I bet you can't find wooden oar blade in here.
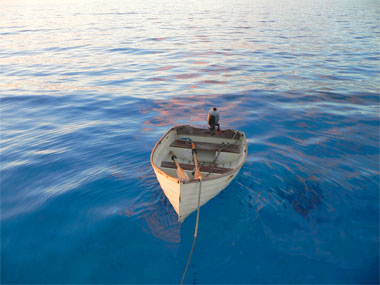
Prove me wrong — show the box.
[177,168,190,180]
[194,169,202,180]
[191,143,203,180]
[170,151,190,180]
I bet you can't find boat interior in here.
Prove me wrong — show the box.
[153,125,246,180]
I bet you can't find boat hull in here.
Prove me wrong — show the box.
[151,125,247,222]
[153,165,242,222]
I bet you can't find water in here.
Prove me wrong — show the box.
[1,0,379,283]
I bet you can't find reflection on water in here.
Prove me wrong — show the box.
[279,177,323,217]
[1,0,379,283]
[143,93,252,129]
[140,202,181,244]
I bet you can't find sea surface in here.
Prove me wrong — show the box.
[1,0,379,283]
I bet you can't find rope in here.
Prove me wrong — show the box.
[180,130,240,282]
[180,179,202,285]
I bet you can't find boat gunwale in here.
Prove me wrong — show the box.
[150,125,248,184]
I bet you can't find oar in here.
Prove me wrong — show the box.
[192,142,203,180]
[169,151,190,180]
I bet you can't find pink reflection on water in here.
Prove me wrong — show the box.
[157,66,176,71]
[149,77,170,81]
[173,73,200,79]
[193,61,208,65]
[198,80,227,84]
[142,93,248,129]
[142,127,153,132]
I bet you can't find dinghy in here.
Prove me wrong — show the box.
[150,116,247,222]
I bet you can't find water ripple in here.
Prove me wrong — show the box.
[1,0,379,283]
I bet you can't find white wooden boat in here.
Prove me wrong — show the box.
[150,125,247,222]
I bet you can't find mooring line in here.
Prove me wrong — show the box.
[180,179,202,285]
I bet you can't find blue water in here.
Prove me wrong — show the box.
[1,0,379,283]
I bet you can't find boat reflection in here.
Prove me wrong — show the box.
[119,172,181,245]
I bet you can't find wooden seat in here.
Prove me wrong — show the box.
[161,161,233,174]
[170,140,240,154]
[176,125,241,140]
